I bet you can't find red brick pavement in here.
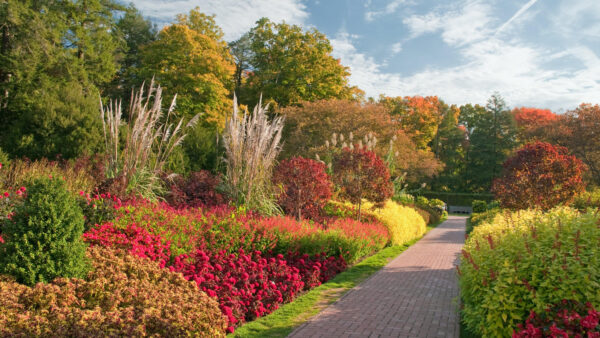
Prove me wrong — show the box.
[288,216,466,338]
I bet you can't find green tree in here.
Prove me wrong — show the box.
[459,95,518,192]
[0,0,120,159]
[240,18,358,107]
[430,104,468,191]
[106,4,157,98]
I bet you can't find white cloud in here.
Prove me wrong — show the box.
[391,42,403,54]
[331,0,600,111]
[365,0,407,22]
[130,0,309,41]
[402,1,494,46]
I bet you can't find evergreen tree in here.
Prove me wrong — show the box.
[459,94,518,192]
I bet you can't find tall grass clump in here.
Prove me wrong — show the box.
[223,96,284,215]
[100,79,199,199]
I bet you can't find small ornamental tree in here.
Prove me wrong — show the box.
[0,178,89,285]
[491,142,586,210]
[333,146,393,219]
[273,157,332,220]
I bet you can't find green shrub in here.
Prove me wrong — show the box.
[0,247,227,336]
[413,206,431,225]
[393,192,415,205]
[459,207,600,337]
[571,188,600,211]
[0,147,10,167]
[0,178,89,285]
[420,191,494,206]
[471,200,488,213]
[466,208,501,234]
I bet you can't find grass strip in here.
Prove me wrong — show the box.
[230,217,447,338]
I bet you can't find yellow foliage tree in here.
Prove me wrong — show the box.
[138,8,235,129]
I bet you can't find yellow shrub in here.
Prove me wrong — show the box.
[362,200,427,245]
[330,200,427,246]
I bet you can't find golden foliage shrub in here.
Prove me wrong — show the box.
[361,200,427,246]
[460,207,600,337]
[0,247,227,337]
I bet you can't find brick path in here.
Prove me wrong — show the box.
[288,216,466,338]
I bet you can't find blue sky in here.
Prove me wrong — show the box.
[130,0,600,112]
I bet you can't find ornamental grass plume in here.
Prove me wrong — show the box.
[222,95,284,215]
[100,79,199,199]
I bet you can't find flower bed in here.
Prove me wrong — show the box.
[80,200,388,332]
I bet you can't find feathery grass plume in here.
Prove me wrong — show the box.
[100,79,199,199]
[222,95,284,215]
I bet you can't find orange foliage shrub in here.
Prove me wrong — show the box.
[0,247,228,337]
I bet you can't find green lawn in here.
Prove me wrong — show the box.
[230,220,446,338]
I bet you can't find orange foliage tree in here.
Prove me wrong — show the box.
[551,104,600,185]
[512,107,558,143]
[379,95,443,149]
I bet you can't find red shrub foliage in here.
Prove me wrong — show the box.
[168,170,225,208]
[83,222,171,267]
[273,157,332,220]
[169,248,306,332]
[513,300,600,337]
[333,146,393,217]
[492,142,586,210]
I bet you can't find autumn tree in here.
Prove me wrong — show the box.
[236,18,358,107]
[459,95,518,192]
[278,99,442,183]
[333,147,393,219]
[138,8,235,127]
[379,95,443,149]
[553,104,600,185]
[512,107,558,143]
[273,157,332,220]
[491,142,586,210]
[137,8,235,173]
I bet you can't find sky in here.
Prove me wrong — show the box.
[130,0,600,112]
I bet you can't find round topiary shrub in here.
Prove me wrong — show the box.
[0,246,228,336]
[0,178,89,285]
[273,157,332,220]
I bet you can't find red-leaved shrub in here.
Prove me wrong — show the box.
[168,170,225,208]
[513,300,600,337]
[273,157,332,220]
[492,142,586,210]
[83,222,171,266]
[169,248,305,332]
[333,146,393,218]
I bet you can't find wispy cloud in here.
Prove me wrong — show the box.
[365,0,406,22]
[130,0,309,41]
[402,1,494,46]
[496,0,539,34]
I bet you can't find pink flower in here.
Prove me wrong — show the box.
[79,191,85,196]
